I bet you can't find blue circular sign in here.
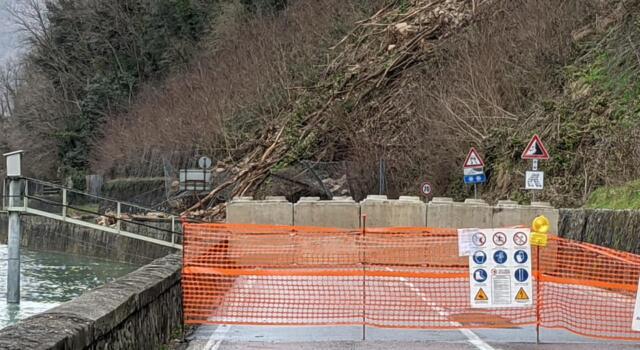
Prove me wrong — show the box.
[493,250,508,264]
[514,250,528,264]
[514,268,529,282]
[473,251,487,265]
[473,269,488,283]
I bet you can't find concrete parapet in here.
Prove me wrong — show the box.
[360,195,426,228]
[226,196,293,226]
[427,198,492,229]
[0,254,182,350]
[294,197,360,229]
[492,200,559,232]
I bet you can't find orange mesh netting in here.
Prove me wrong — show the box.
[182,223,640,341]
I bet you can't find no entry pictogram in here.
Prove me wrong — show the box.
[493,232,507,246]
[472,232,486,247]
[513,232,528,246]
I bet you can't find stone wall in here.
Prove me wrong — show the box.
[0,213,177,265]
[558,209,640,254]
[0,253,182,350]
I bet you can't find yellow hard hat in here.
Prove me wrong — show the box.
[531,215,550,233]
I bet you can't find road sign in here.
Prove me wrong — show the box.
[469,228,533,308]
[463,167,484,176]
[464,147,485,168]
[525,171,544,190]
[464,173,486,184]
[521,134,549,160]
[420,181,433,196]
[633,277,640,331]
[198,156,212,169]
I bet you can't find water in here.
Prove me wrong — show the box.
[0,245,138,329]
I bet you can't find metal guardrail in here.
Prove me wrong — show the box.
[2,177,183,250]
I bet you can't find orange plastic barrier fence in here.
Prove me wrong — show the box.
[182,223,640,341]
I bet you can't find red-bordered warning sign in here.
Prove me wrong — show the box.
[521,134,549,160]
[463,147,485,168]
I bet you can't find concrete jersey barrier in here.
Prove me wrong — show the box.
[226,196,560,231]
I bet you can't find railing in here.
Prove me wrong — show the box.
[2,177,185,250]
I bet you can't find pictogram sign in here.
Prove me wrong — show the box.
[493,232,507,246]
[521,134,549,160]
[464,147,485,168]
[420,181,433,196]
[513,232,528,246]
[475,288,489,301]
[515,287,529,301]
[469,229,533,308]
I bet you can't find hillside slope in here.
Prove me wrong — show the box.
[4,0,639,214]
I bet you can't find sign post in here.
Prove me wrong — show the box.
[521,135,549,202]
[463,147,486,199]
[4,150,24,304]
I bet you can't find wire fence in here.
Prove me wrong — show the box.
[183,223,640,341]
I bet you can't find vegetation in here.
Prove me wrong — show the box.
[586,181,640,209]
[3,0,640,212]
[3,0,215,177]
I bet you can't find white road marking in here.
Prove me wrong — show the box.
[202,324,231,350]
[387,267,498,350]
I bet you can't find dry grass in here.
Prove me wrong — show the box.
[93,0,376,177]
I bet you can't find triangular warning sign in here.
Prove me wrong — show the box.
[464,147,485,168]
[521,134,549,160]
[474,288,488,301]
[515,287,529,301]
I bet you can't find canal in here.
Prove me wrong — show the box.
[0,244,138,329]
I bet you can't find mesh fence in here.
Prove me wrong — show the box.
[182,223,640,340]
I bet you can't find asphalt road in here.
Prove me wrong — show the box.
[185,324,640,349]
[184,264,640,349]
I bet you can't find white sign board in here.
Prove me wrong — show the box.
[4,151,23,177]
[525,171,544,190]
[469,228,533,308]
[633,277,640,331]
[457,228,480,257]
[463,168,484,176]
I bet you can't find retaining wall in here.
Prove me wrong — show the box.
[226,196,560,231]
[558,208,640,254]
[0,253,182,350]
[0,213,177,265]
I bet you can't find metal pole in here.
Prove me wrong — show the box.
[171,215,176,246]
[7,178,21,304]
[361,214,367,341]
[379,159,385,195]
[535,245,541,344]
[474,183,477,200]
[62,188,67,218]
[116,202,122,233]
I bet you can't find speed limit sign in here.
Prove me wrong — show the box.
[420,181,433,197]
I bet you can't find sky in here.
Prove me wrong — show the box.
[0,0,25,66]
